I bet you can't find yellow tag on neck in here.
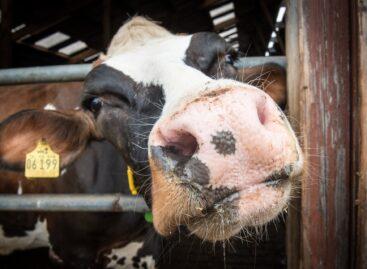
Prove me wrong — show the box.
[25,140,60,179]
[127,166,138,195]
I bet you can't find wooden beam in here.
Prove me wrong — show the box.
[0,0,12,67]
[286,0,351,268]
[213,18,236,32]
[69,48,99,64]
[254,23,266,52]
[285,0,301,268]
[351,1,367,268]
[260,0,284,54]
[102,0,111,50]
[12,0,95,42]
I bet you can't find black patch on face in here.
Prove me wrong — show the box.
[84,65,136,107]
[174,157,210,185]
[117,257,126,265]
[201,186,237,212]
[264,164,293,187]
[112,255,118,260]
[184,32,226,72]
[150,146,210,186]
[83,65,165,203]
[184,32,237,79]
[211,130,236,155]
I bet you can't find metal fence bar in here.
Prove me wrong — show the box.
[0,194,149,212]
[235,56,286,68]
[0,56,286,85]
[0,64,92,85]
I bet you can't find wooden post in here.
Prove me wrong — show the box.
[286,0,351,268]
[0,0,12,67]
[285,0,301,268]
[351,1,367,268]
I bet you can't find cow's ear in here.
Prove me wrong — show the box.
[0,109,101,171]
[237,63,286,109]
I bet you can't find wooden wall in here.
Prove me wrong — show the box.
[286,0,367,268]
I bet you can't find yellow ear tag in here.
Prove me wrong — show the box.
[127,166,138,195]
[25,140,60,179]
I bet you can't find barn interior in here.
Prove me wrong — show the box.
[0,0,285,68]
[0,0,288,268]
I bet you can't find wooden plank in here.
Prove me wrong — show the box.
[285,0,301,268]
[12,0,96,41]
[68,48,99,64]
[286,0,351,268]
[352,1,367,268]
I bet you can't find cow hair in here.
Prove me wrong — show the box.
[106,16,172,57]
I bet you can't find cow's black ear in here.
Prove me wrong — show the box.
[0,109,101,171]
[237,63,286,109]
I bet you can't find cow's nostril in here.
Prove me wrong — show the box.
[161,131,198,159]
[152,130,210,185]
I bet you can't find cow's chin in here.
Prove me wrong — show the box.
[185,183,291,241]
[150,164,292,241]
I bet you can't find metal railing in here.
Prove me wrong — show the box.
[0,56,286,212]
[0,56,286,85]
[0,194,149,212]
[0,64,92,85]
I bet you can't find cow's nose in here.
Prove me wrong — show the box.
[150,86,298,188]
[150,131,209,185]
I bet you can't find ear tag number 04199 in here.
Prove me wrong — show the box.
[25,140,60,179]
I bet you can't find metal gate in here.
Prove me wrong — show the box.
[1,1,367,266]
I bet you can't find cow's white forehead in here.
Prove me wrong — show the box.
[104,34,213,115]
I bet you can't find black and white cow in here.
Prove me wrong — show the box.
[0,83,157,268]
[0,16,302,268]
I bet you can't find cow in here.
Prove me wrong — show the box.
[0,83,157,268]
[0,16,301,268]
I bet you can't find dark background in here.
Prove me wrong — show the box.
[0,0,285,68]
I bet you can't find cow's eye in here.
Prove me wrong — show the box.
[86,97,103,113]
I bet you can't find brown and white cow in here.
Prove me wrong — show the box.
[0,16,301,267]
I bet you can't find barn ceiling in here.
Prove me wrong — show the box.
[0,0,284,68]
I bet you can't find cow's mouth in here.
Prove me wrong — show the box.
[149,144,296,241]
[182,179,292,241]
[174,164,292,214]
[201,171,290,215]
[201,189,239,214]
[177,170,291,239]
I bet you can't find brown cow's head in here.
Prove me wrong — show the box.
[0,17,302,241]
